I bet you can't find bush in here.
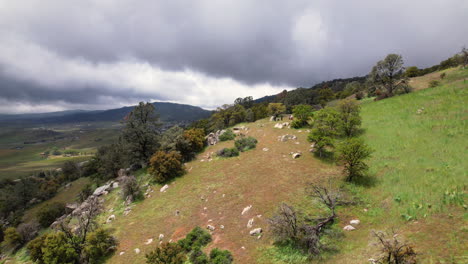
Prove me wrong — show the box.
[234,137,258,152]
[61,161,81,181]
[189,247,209,264]
[42,232,79,264]
[178,226,212,252]
[84,228,117,262]
[37,202,66,228]
[429,80,440,88]
[337,98,361,137]
[27,234,46,263]
[17,221,40,243]
[121,175,142,202]
[216,148,239,158]
[146,242,186,264]
[337,138,373,182]
[440,72,446,79]
[292,104,314,128]
[149,151,185,184]
[183,128,206,154]
[4,227,22,248]
[209,248,234,264]
[219,129,236,141]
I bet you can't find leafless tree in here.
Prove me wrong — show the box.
[268,184,343,256]
[372,230,417,264]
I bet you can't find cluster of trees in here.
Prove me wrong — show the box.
[146,226,233,264]
[190,97,269,133]
[405,46,468,77]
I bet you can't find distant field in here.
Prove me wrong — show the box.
[0,123,120,179]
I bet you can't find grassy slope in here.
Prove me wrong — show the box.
[104,120,339,264]
[326,67,468,263]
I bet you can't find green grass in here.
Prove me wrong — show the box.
[360,70,467,219]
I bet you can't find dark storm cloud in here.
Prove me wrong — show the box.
[0,0,467,113]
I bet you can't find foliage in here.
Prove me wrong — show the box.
[93,143,128,181]
[218,129,236,141]
[337,138,373,182]
[439,72,446,79]
[234,137,258,152]
[209,248,234,264]
[428,80,440,88]
[27,234,46,264]
[189,247,209,264]
[405,66,419,77]
[41,231,79,264]
[318,87,335,107]
[234,96,254,109]
[4,226,22,248]
[146,242,186,264]
[368,54,410,98]
[149,151,185,184]
[307,108,341,156]
[160,126,185,153]
[216,148,239,158]
[178,226,212,252]
[37,202,66,227]
[121,175,142,202]
[84,228,118,263]
[182,128,206,159]
[61,161,81,181]
[268,103,286,118]
[336,99,361,137]
[122,102,161,164]
[292,105,314,128]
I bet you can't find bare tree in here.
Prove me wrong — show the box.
[368,54,410,98]
[372,230,417,264]
[268,184,343,256]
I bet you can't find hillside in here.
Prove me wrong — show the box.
[99,67,467,263]
[0,102,211,125]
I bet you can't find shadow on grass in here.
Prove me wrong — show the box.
[349,174,378,187]
[312,150,336,164]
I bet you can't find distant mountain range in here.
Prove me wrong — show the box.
[0,102,212,125]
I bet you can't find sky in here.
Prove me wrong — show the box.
[0,0,467,113]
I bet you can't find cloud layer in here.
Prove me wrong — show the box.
[0,0,467,113]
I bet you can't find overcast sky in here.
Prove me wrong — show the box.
[0,0,467,113]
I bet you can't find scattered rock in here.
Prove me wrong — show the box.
[175,210,180,216]
[204,207,207,211]
[160,184,169,192]
[279,134,297,142]
[106,215,115,224]
[269,116,275,121]
[93,183,112,196]
[343,225,356,231]
[207,225,216,231]
[220,225,225,229]
[145,238,153,245]
[112,182,119,189]
[159,234,164,241]
[134,248,140,254]
[249,228,262,236]
[123,207,132,216]
[241,205,252,215]
[247,218,254,228]
[241,246,246,250]
[119,252,125,256]
[292,152,302,159]
[262,148,269,152]
[350,219,360,225]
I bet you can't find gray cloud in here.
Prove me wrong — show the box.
[0,0,467,113]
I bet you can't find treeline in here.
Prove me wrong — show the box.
[405,46,468,77]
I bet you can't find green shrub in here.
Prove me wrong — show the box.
[4,227,22,248]
[146,242,186,264]
[84,228,117,263]
[209,248,234,264]
[429,80,440,88]
[37,202,66,228]
[234,137,258,152]
[189,247,209,264]
[292,104,314,128]
[219,129,236,141]
[337,138,373,182]
[149,151,185,184]
[440,72,446,79]
[178,226,212,252]
[216,148,239,158]
[42,232,79,264]
[27,234,46,263]
[121,175,142,202]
